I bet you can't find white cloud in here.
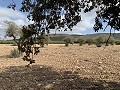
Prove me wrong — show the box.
[0,6,29,28]
[0,7,25,19]
[72,10,96,34]
[0,6,28,39]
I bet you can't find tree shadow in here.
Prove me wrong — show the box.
[0,65,119,90]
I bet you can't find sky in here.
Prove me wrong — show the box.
[0,0,116,40]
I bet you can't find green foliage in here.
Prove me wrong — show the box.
[4,20,21,37]
[115,41,120,45]
[10,48,20,58]
[0,40,14,44]
[86,39,93,45]
[95,37,104,47]
[63,37,72,47]
[95,37,104,44]
[8,0,120,32]
[12,42,18,46]
[65,43,69,47]
[78,39,84,46]
[44,35,51,45]
[104,39,115,46]
[37,34,46,47]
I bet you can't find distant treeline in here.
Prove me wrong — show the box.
[0,40,14,44]
[1,33,120,45]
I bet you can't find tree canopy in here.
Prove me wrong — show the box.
[8,0,120,32]
[6,0,120,65]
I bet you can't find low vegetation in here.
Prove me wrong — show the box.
[115,41,120,45]
[10,48,20,58]
[95,36,104,47]
[86,39,94,45]
[77,39,85,46]
[63,37,74,46]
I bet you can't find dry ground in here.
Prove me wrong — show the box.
[0,44,120,90]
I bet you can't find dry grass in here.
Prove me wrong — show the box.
[0,44,120,89]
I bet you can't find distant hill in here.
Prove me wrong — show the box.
[49,33,120,41]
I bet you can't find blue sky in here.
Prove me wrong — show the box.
[0,0,116,40]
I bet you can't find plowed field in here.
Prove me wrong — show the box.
[0,44,120,90]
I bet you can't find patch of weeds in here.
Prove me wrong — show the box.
[10,48,20,58]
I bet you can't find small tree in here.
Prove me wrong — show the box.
[95,36,104,47]
[78,39,84,46]
[4,20,23,55]
[86,39,93,45]
[63,37,72,47]
[109,39,115,45]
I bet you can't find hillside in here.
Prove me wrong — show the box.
[49,33,120,41]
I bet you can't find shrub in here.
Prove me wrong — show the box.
[95,36,104,47]
[78,39,84,46]
[96,43,102,47]
[63,37,72,47]
[109,39,115,45]
[115,41,120,45]
[86,39,93,45]
[95,36,104,43]
[104,39,115,46]
[10,48,20,58]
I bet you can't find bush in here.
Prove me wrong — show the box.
[115,41,120,45]
[109,39,115,45]
[86,39,93,45]
[49,41,64,44]
[96,43,102,47]
[12,42,17,46]
[104,39,115,46]
[77,39,84,46]
[63,37,72,47]
[10,48,20,58]
[95,36,104,43]
[0,40,14,44]
[95,37,104,47]
[65,43,69,47]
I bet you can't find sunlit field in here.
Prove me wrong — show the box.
[0,44,120,89]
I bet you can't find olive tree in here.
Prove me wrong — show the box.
[4,20,22,54]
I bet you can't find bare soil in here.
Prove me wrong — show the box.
[0,44,120,90]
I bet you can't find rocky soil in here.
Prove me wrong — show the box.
[0,44,120,90]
